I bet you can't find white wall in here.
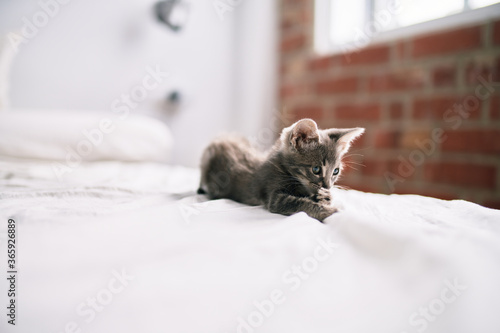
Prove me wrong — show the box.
[0,0,277,167]
[233,0,278,145]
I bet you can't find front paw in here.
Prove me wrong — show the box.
[314,188,332,205]
[318,205,338,221]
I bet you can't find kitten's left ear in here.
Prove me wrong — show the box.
[290,119,320,150]
[327,127,365,155]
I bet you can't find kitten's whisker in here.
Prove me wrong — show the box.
[349,146,373,152]
[333,184,352,191]
[343,161,365,168]
[341,156,359,162]
[342,162,362,169]
[343,153,364,158]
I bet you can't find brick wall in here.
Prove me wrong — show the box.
[279,0,500,209]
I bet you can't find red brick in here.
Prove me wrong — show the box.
[465,60,495,85]
[433,66,456,87]
[281,33,306,53]
[362,159,382,177]
[350,134,366,149]
[369,69,426,92]
[374,130,402,148]
[308,57,331,71]
[281,8,309,31]
[335,177,380,193]
[424,162,496,189]
[351,183,380,194]
[280,63,286,76]
[395,41,407,60]
[290,104,322,120]
[280,83,308,98]
[341,45,390,66]
[413,96,481,119]
[282,0,309,6]
[316,76,358,94]
[389,102,404,119]
[362,159,401,177]
[412,26,482,58]
[375,129,433,150]
[280,85,294,99]
[497,56,500,82]
[413,96,457,119]
[334,103,381,121]
[393,188,459,201]
[491,95,500,119]
[483,200,500,210]
[494,20,500,45]
[400,130,433,150]
[441,130,500,154]
[282,57,307,77]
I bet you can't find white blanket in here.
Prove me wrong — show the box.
[1,158,499,333]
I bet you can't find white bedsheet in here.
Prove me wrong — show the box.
[0,158,499,333]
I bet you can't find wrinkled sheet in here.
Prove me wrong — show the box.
[0,158,499,333]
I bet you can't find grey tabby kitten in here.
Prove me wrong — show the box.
[198,118,364,222]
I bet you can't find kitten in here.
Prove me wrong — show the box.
[198,118,364,222]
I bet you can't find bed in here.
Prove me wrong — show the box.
[1,112,500,333]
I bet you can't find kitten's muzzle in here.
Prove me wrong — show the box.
[321,179,332,189]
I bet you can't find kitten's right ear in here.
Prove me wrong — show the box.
[289,118,319,150]
[327,127,365,155]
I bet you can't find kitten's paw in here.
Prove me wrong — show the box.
[314,188,332,205]
[316,205,338,222]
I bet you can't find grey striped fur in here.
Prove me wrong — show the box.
[198,119,364,222]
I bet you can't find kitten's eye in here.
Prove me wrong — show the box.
[333,168,340,176]
[312,166,321,175]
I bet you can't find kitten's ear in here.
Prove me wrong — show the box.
[290,119,320,150]
[327,127,365,155]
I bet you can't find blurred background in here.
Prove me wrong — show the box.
[0,0,499,208]
[0,0,278,167]
[283,0,500,209]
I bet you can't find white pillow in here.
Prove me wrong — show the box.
[0,35,17,111]
[0,111,173,164]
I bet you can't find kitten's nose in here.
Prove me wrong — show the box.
[322,180,331,189]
